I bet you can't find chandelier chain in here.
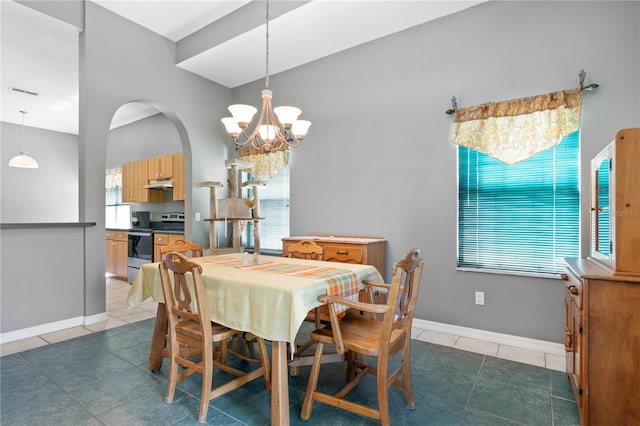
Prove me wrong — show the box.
[264,0,270,89]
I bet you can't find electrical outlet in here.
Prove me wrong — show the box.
[195,212,201,221]
[475,291,485,305]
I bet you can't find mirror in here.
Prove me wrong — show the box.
[595,157,610,255]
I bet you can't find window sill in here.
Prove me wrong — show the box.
[456,266,561,279]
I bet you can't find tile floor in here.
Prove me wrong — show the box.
[0,277,580,425]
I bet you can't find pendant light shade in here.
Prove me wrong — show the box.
[8,111,39,169]
[9,153,39,168]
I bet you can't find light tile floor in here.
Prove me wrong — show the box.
[0,277,565,374]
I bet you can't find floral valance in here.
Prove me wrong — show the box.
[238,146,288,182]
[105,167,122,189]
[451,88,582,164]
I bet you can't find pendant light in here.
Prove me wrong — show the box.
[8,111,39,169]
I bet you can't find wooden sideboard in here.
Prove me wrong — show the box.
[282,234,386,277]
[563,258,640,425]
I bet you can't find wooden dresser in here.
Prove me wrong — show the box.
[282,234,386,277]
[563,129,640,425]
[562,258,640,425]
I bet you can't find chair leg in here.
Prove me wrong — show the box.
[346,350,356,381]
[377,363,390,426]
[165,345,179,404]
[198,346,214,423]
[257,337,272,391]
[401,345,415,409]
[300,342,324,420]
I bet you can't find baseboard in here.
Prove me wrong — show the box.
[84,312,109,325]
[0,312,108,344]
[0,316,84,344]
[412,318,565,355]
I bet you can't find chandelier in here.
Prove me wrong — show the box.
[221,0,311,155]
[8,110,39,169]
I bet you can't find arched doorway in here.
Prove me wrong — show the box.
[104,100,191,322]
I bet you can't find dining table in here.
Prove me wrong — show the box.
[126,252,384,425]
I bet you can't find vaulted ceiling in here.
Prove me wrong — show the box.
[1,1,484,134]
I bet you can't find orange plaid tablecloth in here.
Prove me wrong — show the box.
[196,255,359,313]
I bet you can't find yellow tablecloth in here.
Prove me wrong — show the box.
[127,253,384,346]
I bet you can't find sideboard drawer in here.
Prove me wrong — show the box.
[324,245,363,264]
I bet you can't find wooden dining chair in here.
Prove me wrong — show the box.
[160,239,202,257]
[159,252,271,424]
[288,239,325,328]
[287,240,327,374]
[300,248,424,426]
[288,239,324,261]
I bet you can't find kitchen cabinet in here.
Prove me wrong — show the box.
[106,230,128,279]
[172,152,185,201]
[147,153,174,181]
[563,258,640,425]
[154,233,185,262]
[122,160,165,203]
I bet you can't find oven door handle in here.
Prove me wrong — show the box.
[128,231,153,237]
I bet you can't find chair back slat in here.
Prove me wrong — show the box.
[288,240,324,261]
[384,249,423,336]
[159,252,209,335]
[160,239,202,257]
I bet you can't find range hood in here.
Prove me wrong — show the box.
[144,178,173,190]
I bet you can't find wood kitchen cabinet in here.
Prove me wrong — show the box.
[153,233,185,262]
[563,258,640,425]
[172,152,185,201]
[122,160,165,203]
[106,230,128,279]
[147,153,174,181]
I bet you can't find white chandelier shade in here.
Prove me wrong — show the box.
[221,0,311,155]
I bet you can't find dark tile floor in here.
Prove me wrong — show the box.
[0,318,579,425]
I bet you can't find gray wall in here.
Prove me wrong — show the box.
[232,1,640,342]
[107,112,181,169]
[1,227,85,333]
[2,1,638,343]
[1,122,79,223]
[78,1,232,319]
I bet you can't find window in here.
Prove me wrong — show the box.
[105,167,130,229]
[245,162,290,252]
[457,131,580,275]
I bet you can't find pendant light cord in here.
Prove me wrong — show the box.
[264,0,270,89]
[20,110,27,152]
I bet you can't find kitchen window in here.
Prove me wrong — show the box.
[105,167,130,229]
[457,131,580,276]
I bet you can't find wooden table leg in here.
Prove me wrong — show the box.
[148,303,167,372]
[271,340,290,425]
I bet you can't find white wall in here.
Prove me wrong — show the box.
[231,1,640,342]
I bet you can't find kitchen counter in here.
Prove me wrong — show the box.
[1,222,96,229]
[153,229,184,235]
[105,228,184,235]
